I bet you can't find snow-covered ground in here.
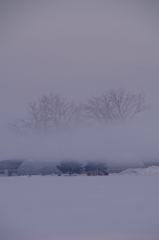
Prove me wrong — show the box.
[116,165,159,176]
[1,167,159,240]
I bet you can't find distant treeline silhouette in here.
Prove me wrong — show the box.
[57,160,108,176]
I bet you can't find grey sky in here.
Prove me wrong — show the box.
[0,0,159,160]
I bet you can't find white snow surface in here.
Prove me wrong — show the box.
[117,166,159,176]
[1,171,159,240]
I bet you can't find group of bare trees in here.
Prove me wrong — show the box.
[9,89,149,136]
[82,89,148,125]
[10,94,81,135]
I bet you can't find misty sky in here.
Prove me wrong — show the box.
[0,1,159,161]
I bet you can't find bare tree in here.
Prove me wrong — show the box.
[9,94,82,135]
[38,94,83,131]
[82,89,149,125]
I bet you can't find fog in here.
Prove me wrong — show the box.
[1,0,159,164]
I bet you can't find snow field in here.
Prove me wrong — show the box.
[0,173,159,240]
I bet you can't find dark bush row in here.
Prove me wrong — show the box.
[57,160,108,176]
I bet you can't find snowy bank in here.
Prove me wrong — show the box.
[117,166,159,176]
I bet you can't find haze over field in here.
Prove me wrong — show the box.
[0,1,159,162]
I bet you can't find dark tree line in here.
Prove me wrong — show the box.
[9,89,149,135]
[57,160,83,176]
[56,160,108,176]
[85,161,108,176]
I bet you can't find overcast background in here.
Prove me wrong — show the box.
[0,0,159,161]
